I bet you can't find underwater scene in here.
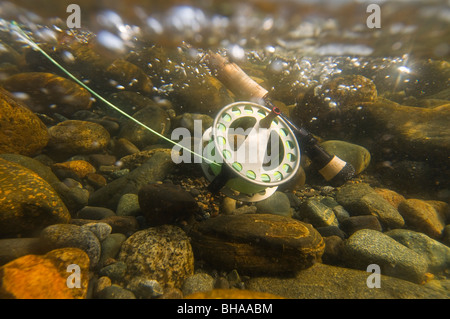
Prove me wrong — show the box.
[0,0,449,300]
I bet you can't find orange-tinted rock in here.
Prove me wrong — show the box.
[0,248,90,299]
[0,87,49,156]
[374,188,406,209]
[185,289,284,299]
[0,158,71,238]
[85,173,107,189]
[398,199,446,239]
[2,72,92,116]
[52,160,96,179]
[426,200,450,224]
[189,214,325,275]
[106,59,153,94]
[47,120,110,155]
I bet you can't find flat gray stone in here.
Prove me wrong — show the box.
[342,229,428,283]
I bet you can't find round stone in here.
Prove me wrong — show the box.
[118,225,194,288]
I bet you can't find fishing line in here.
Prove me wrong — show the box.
[9,20,220,167]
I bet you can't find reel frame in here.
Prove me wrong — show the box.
[201,101,301,202]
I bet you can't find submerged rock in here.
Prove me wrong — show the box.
[339,215,382,236]
[188,213,325,275]
[181,273,215,297]
[296,198,339,227]
[336,182,404,229]
[138,183,198,227]
[293,74,377,137]
[40,224,101,269]
[361,100,450,163]
[320,140,371,175]
[398,199,446,239]
[0,248,90,299]
[118,105,170,149]
[0,153,59,187]
[0,238,47,266]
[255,191,292,217]
[247,263,446,299]
[0,158,71,238]
[106,59,153,94]
[386,229,450,274]
[89,150,175,210]
[118,225,194,289]
[1,72,92,116]
[342,229,428,283]
[127,46,233,114]
[47,120,110,156]
[52,160,96,179]
[0,87,49,156]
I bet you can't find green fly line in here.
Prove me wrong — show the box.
[10,21,220,167]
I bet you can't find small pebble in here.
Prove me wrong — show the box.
[94,276,112,296]
[99,261,127,282]
[116,193,141,217]
[127,277,164,299]
[182,273,215,297]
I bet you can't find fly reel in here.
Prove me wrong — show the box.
[201,101,301,202]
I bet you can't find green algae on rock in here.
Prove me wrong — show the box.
[0,158,71,238]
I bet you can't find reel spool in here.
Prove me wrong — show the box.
[201,101,301,202]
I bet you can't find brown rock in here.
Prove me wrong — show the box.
[106,59,153,94]
[138,183,199,227]
[85,173,107,189]
[118,105,170,149]
[188,214,325,275]
[47,120,110,155]
[398,199,446,239]
[71,216,139,235]
[374,188,406,209]
[0,248,90,299]
[0,87,49,156]
[112,137,140,158]
[52,160,96,179]
[2,72,92,116]
[0,158,71,238]
[185,289,284,299]
[339,215,382,235]
[426,200,450,224]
